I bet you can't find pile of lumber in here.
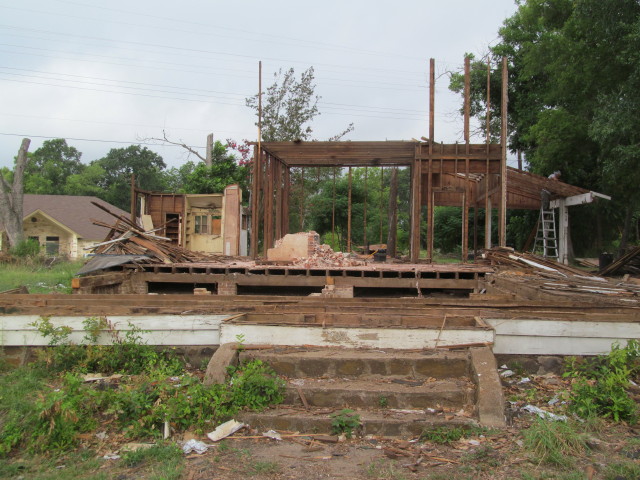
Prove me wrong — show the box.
[481,247,595,277]
[599,246,640,276]
[88,202,213,264]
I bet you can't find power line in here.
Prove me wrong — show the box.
[1,2,430,65]
[0,24,440,80]
[0,131,206,148]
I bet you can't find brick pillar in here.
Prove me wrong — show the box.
[217,282,237,296]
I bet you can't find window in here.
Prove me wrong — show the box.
[194,215,209,234]
[45,236,59,255]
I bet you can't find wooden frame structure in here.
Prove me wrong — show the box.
[250,58,509,262]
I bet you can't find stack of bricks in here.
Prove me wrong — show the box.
[217,282,237,296]
[193,287,212,295]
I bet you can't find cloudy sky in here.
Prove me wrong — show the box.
[0,0,519,169]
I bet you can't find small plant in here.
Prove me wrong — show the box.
[248,460,280,475]
[235,333,246,352]
[564,340,640,422]
[229,360,285,410]
[420,426,466,444]
[378,395,389,408]
[522,418,588,467]
[330,408,361,438]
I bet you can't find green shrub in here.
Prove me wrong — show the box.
[9,238,40,258]
[229,360,285,410]
[331,408,361,438]
[564,340,640,422]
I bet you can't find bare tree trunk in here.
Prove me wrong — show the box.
[0,138,30,248]
[386,167,398,257]
[618,205,633,258]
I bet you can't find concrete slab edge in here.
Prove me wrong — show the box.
[470,346,506,428]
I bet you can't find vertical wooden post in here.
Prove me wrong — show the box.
[262,155,272,250]
[485,59,492,250]
[429,58,435,142]
[387,166,398,257]
[130,174,136,224]
[283,166,290,235]
[462,56,470,262]
[274,159,282,241]
[499,56,508,247]
[379,167,384,244]
[558,199,569,265]
[426,58,435,262]
[363,166,368,248]
[205,133,213,167]
[299,168,305,231]
[250,62,262,258]
[410,145,422,262]
[331,167,336,245]
[347,166,352,252]
[251,148,262,257]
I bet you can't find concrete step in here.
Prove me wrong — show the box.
[240,347,470,380]
[284,378,473,409]
[239,406,477,437]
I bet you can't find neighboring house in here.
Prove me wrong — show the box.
[133,184,248,256]
[0,194,129,258]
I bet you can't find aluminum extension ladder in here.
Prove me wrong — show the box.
[533,205,559,260]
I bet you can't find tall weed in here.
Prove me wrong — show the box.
[564,340,640,422]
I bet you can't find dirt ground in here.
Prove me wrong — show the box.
[97,417,640,480]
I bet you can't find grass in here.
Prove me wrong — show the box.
[0,450,107,480]
[365,459,407,479]
[0,259,84,293]
[522,418,589,467]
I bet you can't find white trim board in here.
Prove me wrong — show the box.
[220,324,494,349]
[1,315,227,346]
[485,318,640,355]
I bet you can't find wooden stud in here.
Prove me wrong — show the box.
[363,166,368,248]
[463,56,470,262]
[283,166,290,235]
[499,57,508,247]
[347,167,352,252]
[332,167,336,246]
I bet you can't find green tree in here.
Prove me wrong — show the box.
[246,66,353,142]
[449,0,640,254]
[24,139,84,195]
[63,163,106,197]
[181,141,249,199]
[92,145,167,211]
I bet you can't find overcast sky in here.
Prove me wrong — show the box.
[0,0,519,170]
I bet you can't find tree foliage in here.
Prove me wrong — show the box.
[24,139,83,195]
[91,145,167,211]
[179,141,249,198]
[449,0,640,253]
[246,66,353,142]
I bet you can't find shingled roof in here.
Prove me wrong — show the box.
[20,195,129,240]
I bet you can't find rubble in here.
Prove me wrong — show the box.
[84,202,238,267]
[265,231,367,268]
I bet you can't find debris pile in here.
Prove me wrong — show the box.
[87,202,228,264]
[483,247,640,304]
[599,245,640,276]
[266,231,365,267]
[293,243,365,268]
[481,247,593,277]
